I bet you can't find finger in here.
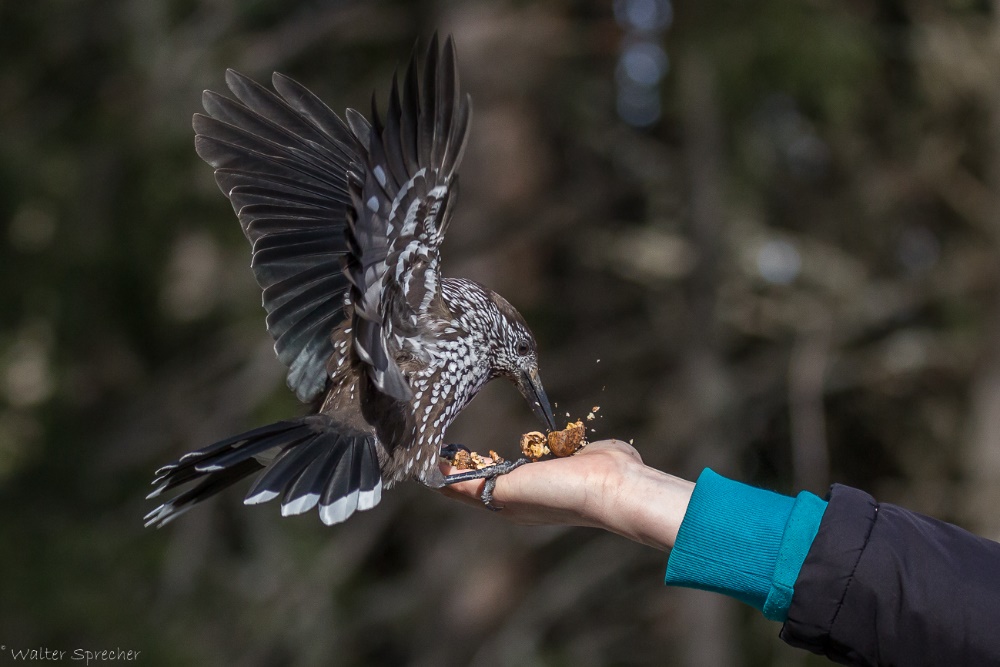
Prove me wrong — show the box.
[437,462,491,503]
[438,482,488,508]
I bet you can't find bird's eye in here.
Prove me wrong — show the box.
[516,340,531,356]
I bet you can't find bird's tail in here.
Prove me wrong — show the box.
[145,415,382,528]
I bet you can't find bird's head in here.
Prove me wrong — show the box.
[480,289,558,433]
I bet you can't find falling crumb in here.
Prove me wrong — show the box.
[592,406,600,413]
[629,439,634,445]
[596,359,601,363]
[565,412,571,417]
[586,412,595,421]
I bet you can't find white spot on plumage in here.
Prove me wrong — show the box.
[244,489,279,505]
[145,483,167,500]
[282,493,320,516]
[357,480,382,510]
[320,490,360,525]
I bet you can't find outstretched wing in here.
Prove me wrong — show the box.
[193,70,368,402]
[343,34,472,407]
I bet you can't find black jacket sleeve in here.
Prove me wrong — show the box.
[779,484,1000,666]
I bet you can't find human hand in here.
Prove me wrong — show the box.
[439,439,695,551]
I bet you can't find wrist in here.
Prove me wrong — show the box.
[597,457,695,551]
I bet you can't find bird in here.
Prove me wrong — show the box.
[144,35,558,528]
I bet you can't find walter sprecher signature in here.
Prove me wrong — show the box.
[2,645,141,664]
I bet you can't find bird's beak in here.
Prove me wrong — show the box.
[517,368,558,432]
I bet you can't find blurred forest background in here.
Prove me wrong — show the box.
[3,0,1000,665]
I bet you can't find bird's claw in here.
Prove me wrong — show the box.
[482,476,502,511]
[441,456,533,509]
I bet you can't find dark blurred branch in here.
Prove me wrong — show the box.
[674,47,739,667]
[789,321,831,492]
[959,5,1000,541]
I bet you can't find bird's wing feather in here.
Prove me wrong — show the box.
[194,35,471,445]
[385,35,471,316]
[343,34,472,413]
[194,70,368,403]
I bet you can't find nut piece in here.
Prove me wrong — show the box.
[520,431,549,460]
[450,448,475,470]
[459,421,589,470]
[450,449,503,470]
[547,421,586,457]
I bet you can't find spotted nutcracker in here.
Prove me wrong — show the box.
[145,35,557,528]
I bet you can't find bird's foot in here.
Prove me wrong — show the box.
[440,455,532,510]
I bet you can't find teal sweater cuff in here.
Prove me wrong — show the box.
[664,469,828,621]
